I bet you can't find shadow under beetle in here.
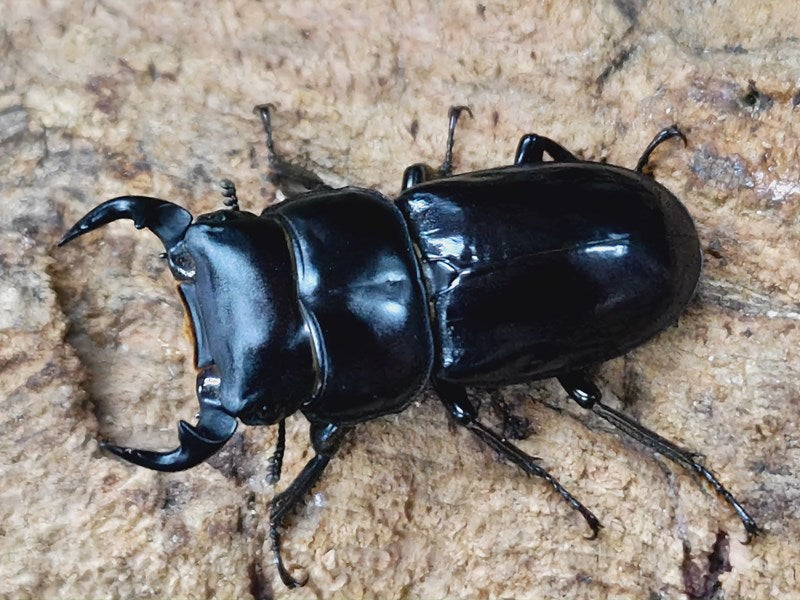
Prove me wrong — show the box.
[59,104,760,587]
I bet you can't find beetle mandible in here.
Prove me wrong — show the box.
[59,104,759,587]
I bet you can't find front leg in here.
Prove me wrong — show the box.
[270,421,350,588]
[254,103,332,197]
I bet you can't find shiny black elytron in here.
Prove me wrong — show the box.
[59,105,759,587]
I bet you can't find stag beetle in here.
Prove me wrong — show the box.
[59,105,759,587]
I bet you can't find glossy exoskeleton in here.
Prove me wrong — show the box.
[59,105,759,587]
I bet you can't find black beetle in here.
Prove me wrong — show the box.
[59,105,759,587]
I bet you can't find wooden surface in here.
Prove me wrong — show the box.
[1,2,799,598]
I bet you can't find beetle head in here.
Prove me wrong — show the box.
[177,208,318,427]
[60,197,318,470]
[59,197,238,471]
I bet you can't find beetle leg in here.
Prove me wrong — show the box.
[270,422,349,588]
[514,134,578,165]
[558,372,761,542]
[253,103,332,198]
[634,125,687,173]
[267,418,287,485]
[401,105,473,190]
[434,379,602,539]
[439,105,473,177]
[401,162,438,190]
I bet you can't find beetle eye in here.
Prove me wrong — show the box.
[168,241,196,281]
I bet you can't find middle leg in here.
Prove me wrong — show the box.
[253,103,332,198]
[401,105,473,190]
[434,379,601,538]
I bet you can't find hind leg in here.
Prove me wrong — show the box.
[633,125,686,173]
[434,378,601,538]
[558,371,760,541]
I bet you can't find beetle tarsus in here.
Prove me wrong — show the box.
[401,105,472,190]
[440,105,473,177]
[267,418,287,485]
[558,373,760,542]
[254,103,279,162]
[270,526,307,588]
[468,419,602,539]
[253,103,331,197]
[269,422,348,587]
[634,125,687,173]
[434,379,602,539]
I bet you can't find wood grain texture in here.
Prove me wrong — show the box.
[1,1,798,598]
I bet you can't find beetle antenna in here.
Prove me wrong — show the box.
[219,178,240,211]
[634,125,687,173]
[267,418,287,485]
